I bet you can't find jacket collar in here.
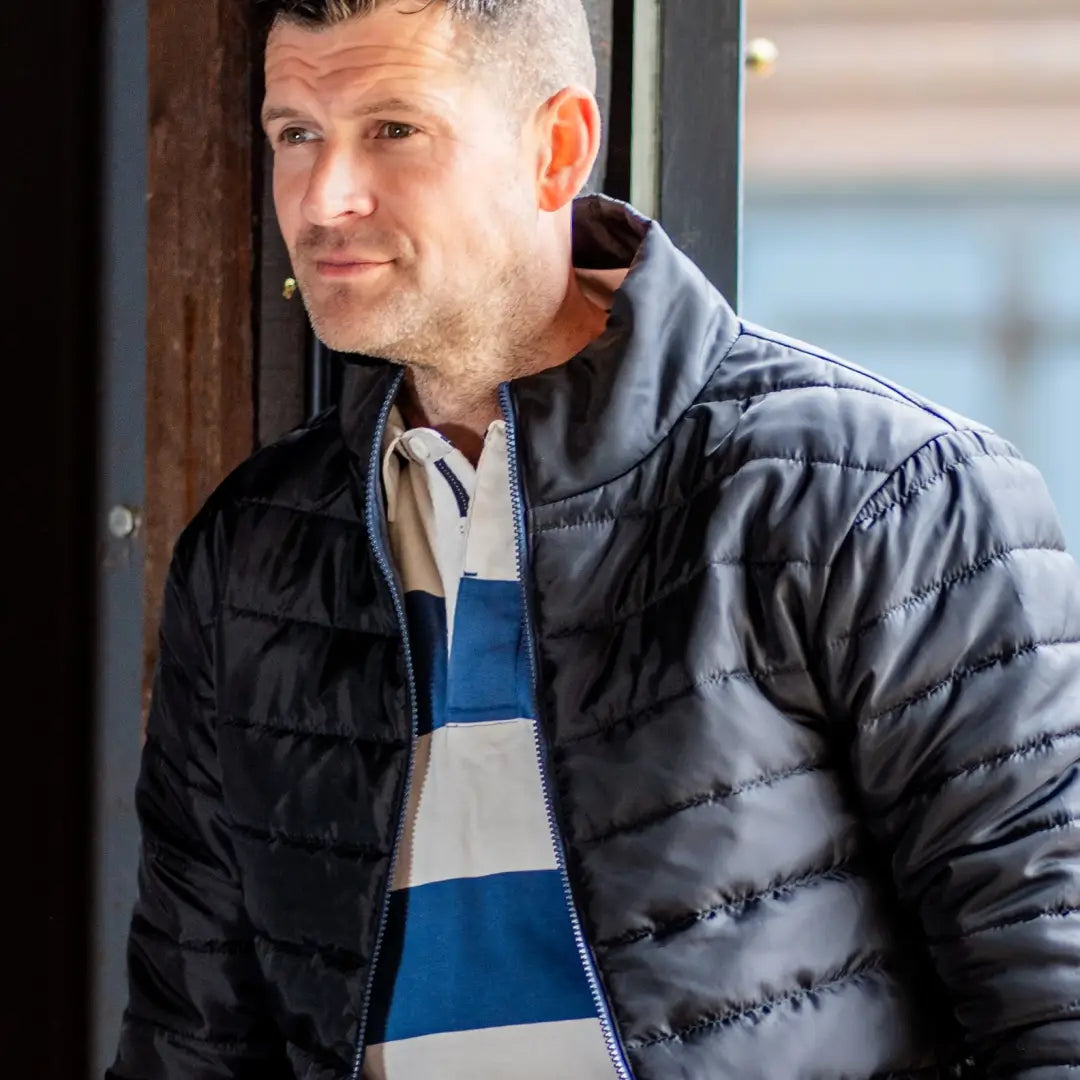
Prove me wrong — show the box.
[338,195,741,507]
[510,196,740,506]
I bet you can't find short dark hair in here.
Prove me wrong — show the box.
[261,0,597,111]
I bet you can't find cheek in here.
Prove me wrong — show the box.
[374,146,529,268]
[374,162,466,253]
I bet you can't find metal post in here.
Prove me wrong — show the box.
[92,0,148,1070]
[656,0,745,307]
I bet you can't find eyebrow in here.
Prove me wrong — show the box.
[260,98,426,130]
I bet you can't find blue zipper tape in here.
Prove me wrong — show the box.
[350,369,419,1080]
[499,382,634,1080]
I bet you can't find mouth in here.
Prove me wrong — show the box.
[313,258,393,279]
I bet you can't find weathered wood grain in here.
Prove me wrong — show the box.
[144,0,256,715]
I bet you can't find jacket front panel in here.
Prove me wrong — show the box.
[213,416,412,1073]
[520,338,963,1077]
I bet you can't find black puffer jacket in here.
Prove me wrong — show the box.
[112,198,1080,1080]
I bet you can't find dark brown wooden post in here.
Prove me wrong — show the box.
[144,0,257,715]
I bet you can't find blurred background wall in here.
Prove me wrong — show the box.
[742,0,1080,546]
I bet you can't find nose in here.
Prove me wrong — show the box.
[300,141,377,226]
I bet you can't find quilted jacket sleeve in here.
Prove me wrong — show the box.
[108,523,288,1079]
[819,427,1080,1078]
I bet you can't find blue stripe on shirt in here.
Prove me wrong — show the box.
[365,870,598,1044]
[447,577,533,724]
[406,582,533,732]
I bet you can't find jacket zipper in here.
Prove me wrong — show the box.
[350,369,419,1080]
[498,383,634,1080]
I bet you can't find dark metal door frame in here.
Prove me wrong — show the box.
[657,0,745,308]
[92,0,149,1072]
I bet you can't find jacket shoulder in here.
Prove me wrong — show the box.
[681,320,1041,571]
[164,409,359,611]
[706,320,997,476]
[214,407,356,516]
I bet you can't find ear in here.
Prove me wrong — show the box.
[534,86,602,213]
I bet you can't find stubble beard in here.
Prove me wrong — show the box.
[301,256,535,381]
[301,272,425,361]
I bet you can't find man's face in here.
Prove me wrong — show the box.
[263,3,539,363]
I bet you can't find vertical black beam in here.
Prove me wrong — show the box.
[253,0,309,449]
[604,0,634,202]
[257,140,309,445]
[0,0,103,1073]
[581,0,614,194]
[658,0,745,306]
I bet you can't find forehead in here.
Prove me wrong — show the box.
[264,5,470,100]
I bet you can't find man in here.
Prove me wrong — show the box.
[110,0,1080,1077]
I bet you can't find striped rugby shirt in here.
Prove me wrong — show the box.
[363,406,617,1079]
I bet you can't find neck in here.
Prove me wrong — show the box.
[398,268,609,465]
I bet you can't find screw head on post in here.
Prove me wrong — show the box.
[107,504,142,540]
